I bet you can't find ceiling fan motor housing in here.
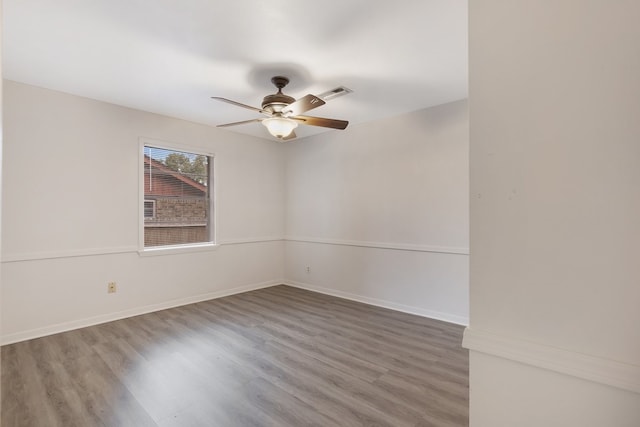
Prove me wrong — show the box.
[262,93,295,113]
[262,76,295,113]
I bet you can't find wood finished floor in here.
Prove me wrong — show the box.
[1,285,468,427]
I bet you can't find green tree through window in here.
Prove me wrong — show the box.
[164,153,208,185]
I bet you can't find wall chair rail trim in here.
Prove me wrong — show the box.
[285,236,469,255]
[462,327,640,394]
[2,237,468,263]
[2,238,286,263]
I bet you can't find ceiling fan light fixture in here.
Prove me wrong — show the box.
[262,117,298,138]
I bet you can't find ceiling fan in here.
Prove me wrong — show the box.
[212,76,350,140]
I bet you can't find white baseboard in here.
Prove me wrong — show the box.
[463,327,640,394]
[2,279,470,345]
[1,279,283,346]
[284,280,469,326]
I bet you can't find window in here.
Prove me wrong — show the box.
[144,200,156,219]
[142,143,213,249]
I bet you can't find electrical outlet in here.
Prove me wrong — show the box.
[306,266,311,274]
[108,282,117,293]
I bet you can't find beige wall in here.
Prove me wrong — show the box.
[1,81,285,343]
[1,81,471,342]
[285,100,469,324]
[465,1,640,425]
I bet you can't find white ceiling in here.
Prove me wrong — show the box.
[3,0,468,141]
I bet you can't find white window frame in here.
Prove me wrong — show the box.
[138,137,217,256]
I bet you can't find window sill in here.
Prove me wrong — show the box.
[138,242,219,257]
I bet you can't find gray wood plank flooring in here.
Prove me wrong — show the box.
[1,285,468,426]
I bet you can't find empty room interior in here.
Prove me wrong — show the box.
[1,1,639,426]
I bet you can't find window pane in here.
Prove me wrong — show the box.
[144,200,155,219]
[143,145,211,248]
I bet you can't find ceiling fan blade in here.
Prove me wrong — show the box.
[211,97,265,114]
[282,94,326,116]
[282,130,297,141]
[291,115,349,130]
[217,118,263,128]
